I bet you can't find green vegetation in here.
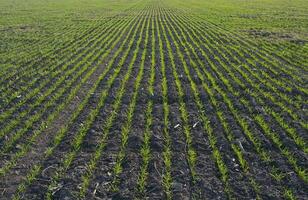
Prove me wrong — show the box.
[0,0,307,199]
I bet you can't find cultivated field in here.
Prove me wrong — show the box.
[0,0,307,199]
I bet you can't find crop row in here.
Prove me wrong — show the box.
[1,0,306,199]
[10,6,150,199]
